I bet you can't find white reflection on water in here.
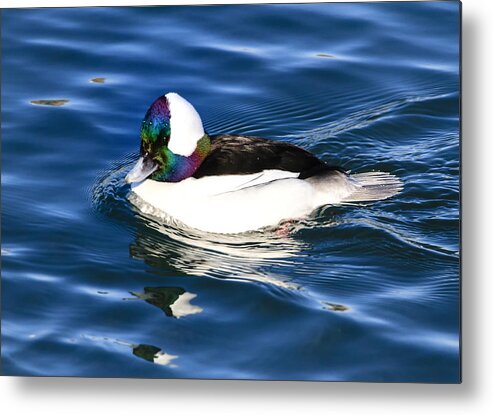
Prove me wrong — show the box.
[83,334,178,367]
[170,292,203,318]
[129,287,203,319]
[153,350,179,366]
[129,197,311,290]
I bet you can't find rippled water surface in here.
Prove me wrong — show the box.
[1,2,460,381]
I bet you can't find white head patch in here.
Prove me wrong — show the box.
[166,92,205,157]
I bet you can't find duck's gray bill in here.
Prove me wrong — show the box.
[125,156,159,184]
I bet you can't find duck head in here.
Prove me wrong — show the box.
[125,93,211,184]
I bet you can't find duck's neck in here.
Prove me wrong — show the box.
[152,134,211,182]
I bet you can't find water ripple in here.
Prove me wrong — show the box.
[2,3,460,381]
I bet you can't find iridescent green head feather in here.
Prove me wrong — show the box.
[125,93,211,184]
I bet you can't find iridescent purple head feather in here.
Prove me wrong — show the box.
[125,93,211,184]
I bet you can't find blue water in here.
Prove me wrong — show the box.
[1,2,460,382]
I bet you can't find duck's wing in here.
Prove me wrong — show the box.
[193,134,342,179]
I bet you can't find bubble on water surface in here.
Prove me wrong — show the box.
[90,77,106,83]
[30,99,70,107]
[316,53,335,58]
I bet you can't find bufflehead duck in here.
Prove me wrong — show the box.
[125,93,403,234]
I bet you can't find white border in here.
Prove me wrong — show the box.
[0,0,443,9]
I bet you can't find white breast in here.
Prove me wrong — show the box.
[130,170,318,234]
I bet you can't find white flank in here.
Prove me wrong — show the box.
[166,92,205,156]
[130,169,403,234]
[131,170,314,233]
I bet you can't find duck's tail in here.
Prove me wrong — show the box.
[341,171,404,203]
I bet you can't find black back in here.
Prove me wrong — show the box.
[193,134,341,179]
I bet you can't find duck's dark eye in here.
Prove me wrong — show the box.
[141,141,152,153]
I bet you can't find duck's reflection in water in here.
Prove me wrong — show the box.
[128,207,312,290]
[129,286,203,318]
[132,343,178,366]
[83,334,178,367]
